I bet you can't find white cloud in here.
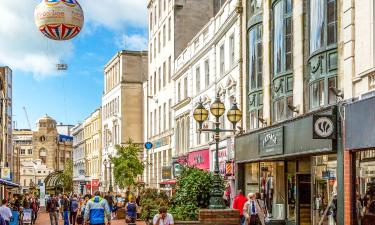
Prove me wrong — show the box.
[116,34,148,51]
[0,0,73,79]
[0,0,148,78]
[80,0,148,30]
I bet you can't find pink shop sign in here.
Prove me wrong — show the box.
[188,149,210,171]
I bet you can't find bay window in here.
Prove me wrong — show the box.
[309,0,337,109]
[248,23,263,130]
[272,0,293,123]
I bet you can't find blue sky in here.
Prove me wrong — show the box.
[0,0,148,129]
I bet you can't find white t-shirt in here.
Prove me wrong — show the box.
[153,213,174,225]
[0,205,12,221]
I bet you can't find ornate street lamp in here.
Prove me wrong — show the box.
[193,94,242,209]
[103,155,113,192]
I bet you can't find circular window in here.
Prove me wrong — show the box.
[40,136,46,142]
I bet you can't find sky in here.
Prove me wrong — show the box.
[0,0,148,129]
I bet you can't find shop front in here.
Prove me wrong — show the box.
[345,95,375,225]
[235,106,341,225]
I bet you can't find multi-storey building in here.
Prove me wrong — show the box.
[19,159,53,193]
[32,115,72,171]
[144,0,225,190]
[13,129,33,185]
[71,123,85,194]
[102,50,147,192]
[84,108,101,194]
[233,0,363,224]
[0,67,13,189]
[172,0,242,199]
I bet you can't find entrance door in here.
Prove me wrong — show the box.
[297,174,311,225]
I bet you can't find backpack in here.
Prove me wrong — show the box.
[71,200,79,213]
[49,198,57,211]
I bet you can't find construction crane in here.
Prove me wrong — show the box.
[23,106,32,130]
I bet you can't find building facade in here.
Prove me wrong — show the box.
[144,0,222,190]
[19,159,53,193]
[172,0,242,199]
[0,67,13,184]
[234,0,343,224]
[13,129,33,185]
[84,108,101,194]
[101,50,147,192]
[71,123,85,194]
[32,115,72,171]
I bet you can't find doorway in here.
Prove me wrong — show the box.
[297,174,311,225]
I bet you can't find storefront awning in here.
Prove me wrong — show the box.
[0,178,20,187]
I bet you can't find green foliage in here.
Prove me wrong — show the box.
[112,139,145,189]
[139,188,170,220]
[169,167,224,221]
[62,159,73,193]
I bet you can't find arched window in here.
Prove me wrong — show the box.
[181,119,185,154]
[185,117,190,151]
[175,121,180,156]
[39,148,47,164]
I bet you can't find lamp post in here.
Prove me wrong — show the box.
[193,94,242,209]
[103,155,113,192]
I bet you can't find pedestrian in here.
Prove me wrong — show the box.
[243,193,265,225]
[46,195,59,225]
[84,191,111,225]
[60,195,70,225]
[125,197,138,224]
[69,194,79,225]
[232,190,248,225]
[0,199,13,225]
[31,198,39,224]
[153,206,174,225]
[104,192,114,220]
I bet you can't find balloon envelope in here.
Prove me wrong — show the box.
[34,0,84,41]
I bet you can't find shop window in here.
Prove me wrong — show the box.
[272,0,293,123]
[248,23,263,130]
[312,155,337,225]
[245,163,260,194]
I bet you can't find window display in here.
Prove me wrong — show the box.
[355,150,375,225]
[312,155,337,225]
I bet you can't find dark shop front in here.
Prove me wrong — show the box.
[235,106,343,225]
[345,95,375,225]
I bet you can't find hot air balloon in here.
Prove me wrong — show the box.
[34,0,84,41]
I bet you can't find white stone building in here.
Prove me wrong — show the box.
[144,0,224,189]
[71,123,85,194]
[20,159,53,193]
[173,0,241,197]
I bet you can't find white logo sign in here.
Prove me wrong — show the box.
[314,117,334,138]
[263,133,277,146]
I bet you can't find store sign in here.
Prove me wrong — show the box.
[173,163,183,177]
[188,149,210,171]
[162,166,172,179]
[313,115,336,139]
[259,127,284,157]
[153,136,170,149]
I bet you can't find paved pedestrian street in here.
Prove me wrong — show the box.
[34,211,146,225]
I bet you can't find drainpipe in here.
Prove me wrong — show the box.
[236,0,244,129]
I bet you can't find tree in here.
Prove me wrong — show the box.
[112,140,145,189]
[170,167,224,221]
[139,188,170,220]
[62,159,73,193]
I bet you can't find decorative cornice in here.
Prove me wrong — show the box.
[172,97,191,110]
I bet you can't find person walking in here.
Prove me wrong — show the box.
[46,195,59,225]
[60,195,70,225]
[84,191,111,225]
[31,197,39,224]
[243,193,265,225]
[0,199,13,225]
[153,207,174,225]
[232,190,248,225]
[125,197,138,224]
[69,195,79,225]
